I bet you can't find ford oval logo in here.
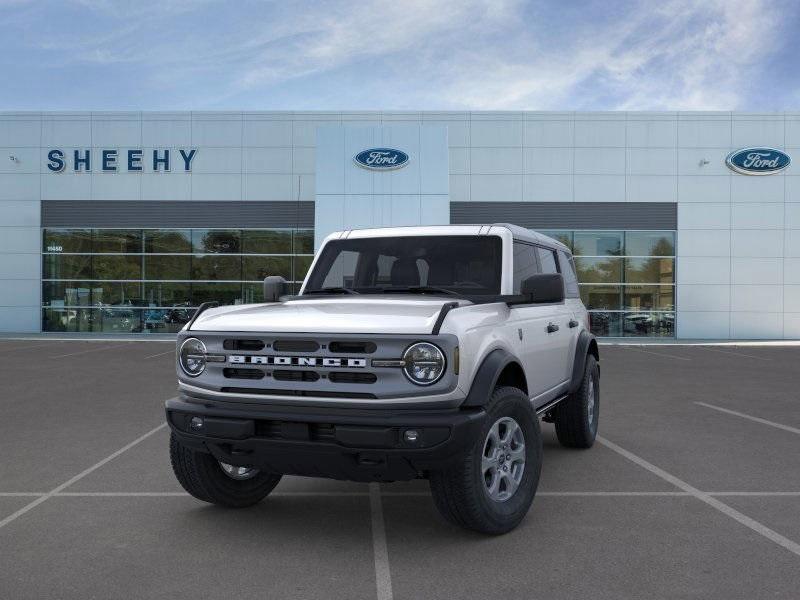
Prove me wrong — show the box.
[726,147,790,175]
[354,148,409,170]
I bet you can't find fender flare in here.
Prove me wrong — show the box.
[568,330,599,395]
[462,348,524,408]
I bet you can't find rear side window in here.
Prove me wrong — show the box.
[512,242,539,293]
[536,247,559,274]
[558,250,580,298]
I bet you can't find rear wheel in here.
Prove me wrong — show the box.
[429,386,542,534]
[170,433,282,507]
[552,354,599,448]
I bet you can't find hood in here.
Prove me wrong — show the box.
[189,296,468,334]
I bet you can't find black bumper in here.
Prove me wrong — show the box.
[166,396,486,482]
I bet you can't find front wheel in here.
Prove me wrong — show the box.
[429,386,542,535]
[170,433,282,508]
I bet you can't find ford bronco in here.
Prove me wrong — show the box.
[167,224,599,534]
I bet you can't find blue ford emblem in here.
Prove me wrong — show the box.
[354,148,409,170]
[726,147,790,175]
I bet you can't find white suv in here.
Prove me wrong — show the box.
[167,224,599,534]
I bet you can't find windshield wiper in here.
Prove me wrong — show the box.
[376,286,462,297]
[303,287,359,295]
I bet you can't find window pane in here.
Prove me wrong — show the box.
[573,231,623,256]
[191,255,242,280]
[144,230,191,253]
[92,255,143,280]
[161,306,195,331]
[589,312,622,337]
[536,247,558,274]
[43,229,92,253]
[43,308,95,332]
[293,255,314,282]
[623,312,675,337]
[192,229,241,253]
[574,257,622,283]
[624,285,675,311]
[144,255,191,280]
[93,229,142,253]
[513,242,539,293]
[294,229,314,254]
[625,231,675,256]
[242,283,265,304]
[241,230,292,254]
[624,258,674,284]
[579,285,622,310]
[538,230,573,251]
[143,282,192,306]
[94,307,144,333]
[43,254,92,279]
[191,282,244,305]
[243,256,292,281]
[558,251,579,298]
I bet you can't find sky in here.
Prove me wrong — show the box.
[1,0,798,111]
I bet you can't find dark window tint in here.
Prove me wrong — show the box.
[43,229,92,253]
[293,230,314,254]
[558,251,579,298]
[513,242,539,293]
[191,255,242,281]
[574,257,622,284]
[93,230,142,253]
[536,247,558,274]
[242,230,292,254]
[143,255,191,280]
[624,258,674,284]
[305,236,502,296]
[192,229,241,253]
[242,256,292,281]
[538,230,573,251]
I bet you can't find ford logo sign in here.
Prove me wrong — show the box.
[354,148,409,170]
[725,147,790,175]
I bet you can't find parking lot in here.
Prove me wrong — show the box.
[0,339,798,599]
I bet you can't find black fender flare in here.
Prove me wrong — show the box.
[568,330,599,395]
[462,348,524,408]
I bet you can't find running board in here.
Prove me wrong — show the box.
[535,394,568,416]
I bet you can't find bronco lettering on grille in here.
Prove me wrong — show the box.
[228,355,367,368]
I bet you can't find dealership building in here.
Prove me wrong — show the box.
[0,110,798,339]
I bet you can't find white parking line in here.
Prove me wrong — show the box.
[696,347,771,361]
[144,349,176,359]
[696,402,800,436]
[0,421,167,531]
[597,436,800,558]
[369,483,394,600]
[622,346,691,361]
[50,343,132,358]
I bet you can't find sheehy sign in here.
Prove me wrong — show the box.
[46,148,197,172]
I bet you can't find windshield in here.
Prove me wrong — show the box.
[303,235,502,296]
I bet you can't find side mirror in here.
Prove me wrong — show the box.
[263,276,288,302]
[518,273,565,304]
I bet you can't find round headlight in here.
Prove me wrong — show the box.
[402,342,446,385]
[179,337,207,377]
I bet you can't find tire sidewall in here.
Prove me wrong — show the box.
[585,356,600,439]
[471,388,542,523]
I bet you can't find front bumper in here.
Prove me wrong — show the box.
[166,396,486,482]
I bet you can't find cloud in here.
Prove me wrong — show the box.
[0,0,795,110]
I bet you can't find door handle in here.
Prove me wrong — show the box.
[546,322,559,334]
[568,319,579,328]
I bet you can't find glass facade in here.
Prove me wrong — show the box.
[42,228,314,333]
[538,230,676,338]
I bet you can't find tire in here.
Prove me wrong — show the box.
[553,354,599,448]
[429,386,542,535]
[169,432,282,508]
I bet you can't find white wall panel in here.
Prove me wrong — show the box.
[141,174,191,200]
[0,253,39,279]
[0,148,39,173]
[470,120,522,147]
[523,174,573,202]
[677,119,732,148]
[0,279,39,306]
[242,120,292,147]
[678,149,732,176]
[574,148,625,174]
[678,203,730,229]
[785,230,800,257]
[677,257,730,284]
[41,119,91,147]
[730,311,782,339]
[732,119,785,149]
[731,285,783,312]
[142,119,191,147]
[731,203,784,229]
[573,175,625,203]
[243,174,292,201]
[677,230,730,257]
[91,120,141,147]
[449,148,469,174]
[470,174,522,202]
[523,147,573,174]
[192,148,244,174]
[41,174,89,201]
[677,284,730,311]
[626,176,677,203]
[91,173,141,200]
[0,200,39,226]
[0,174,39,200]
[785,258,800,284]
[731,257,782,285]
[243,148,292,174]
[471,148,522,174]
[677,176,730,203]
[449,175,470,202]
[676,311,729,338]
[191,120,243,147]
[626,120,677,148]
[0,119,41,147]
[627,148,677,175]
[0,307,39,332]
[731,230,784,257]
[191,174,242,200]
[730,175,785,203]
[574,120,625,147]
[523,120,573,147]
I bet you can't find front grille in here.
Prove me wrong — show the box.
[223,368,265,380]
[220,387,377,399]
[273,370,320,382]
[328,371,377,384]
[329,341,377,354]
[223,339,265,351]
[273,339,320,352]
[253,420,337,441]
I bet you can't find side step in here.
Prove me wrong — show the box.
[535,394,568,417]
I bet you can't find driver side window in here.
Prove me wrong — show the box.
[513,242,539,293]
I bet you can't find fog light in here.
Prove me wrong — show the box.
[403,429,420,443]
[190,416,204,431]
